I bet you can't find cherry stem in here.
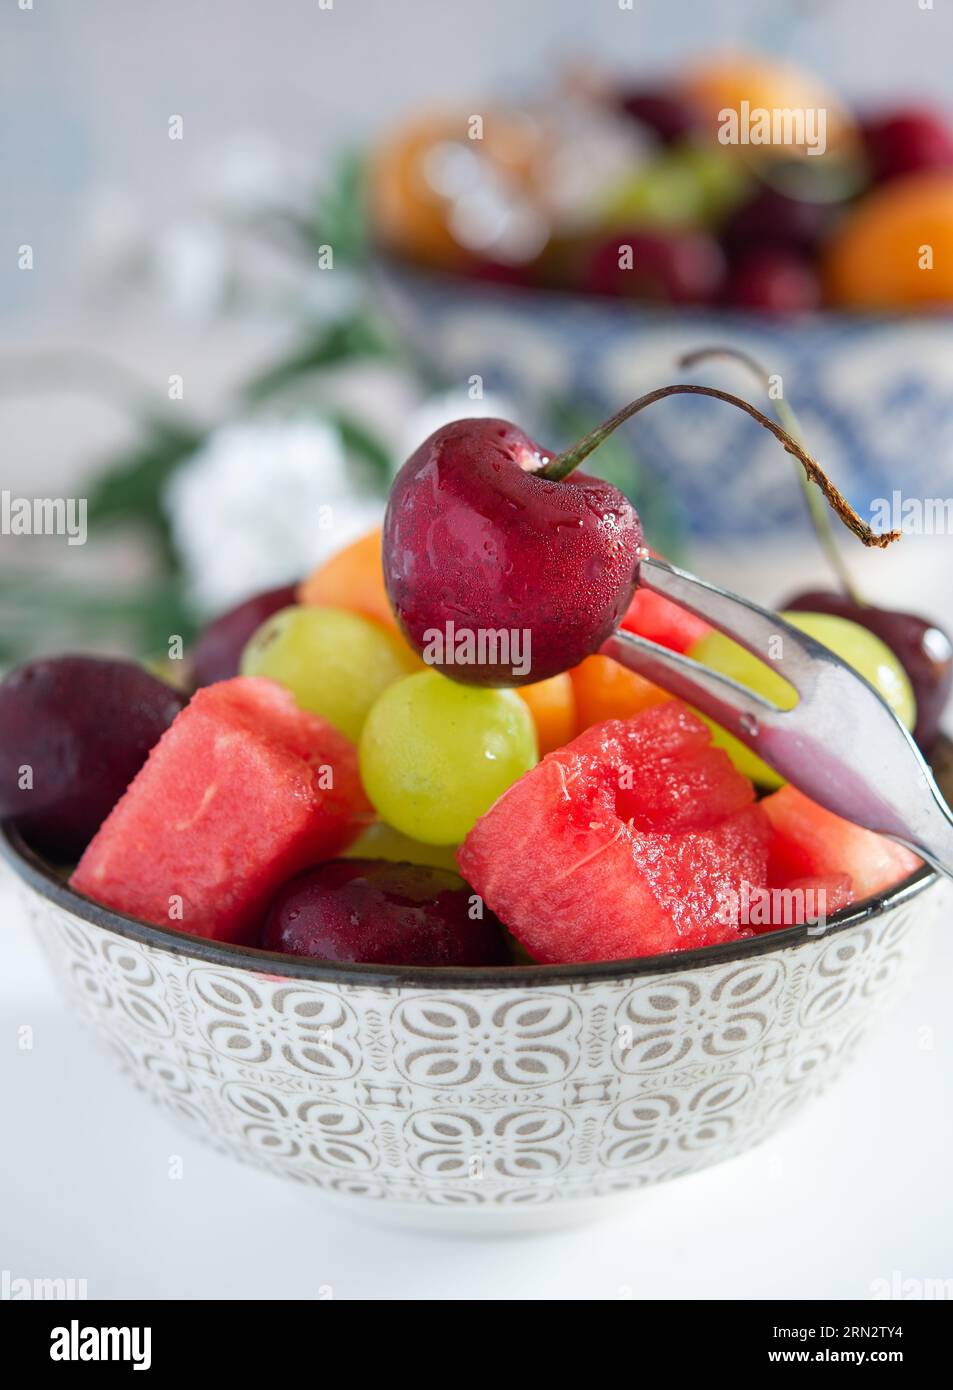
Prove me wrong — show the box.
[540,382,900,551]
[678,345,865,603]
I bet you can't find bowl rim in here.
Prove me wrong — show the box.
[1,820,936,990]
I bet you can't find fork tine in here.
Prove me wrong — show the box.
[639,556,829,693]
[601,628,778,737]
[615,561,953,874]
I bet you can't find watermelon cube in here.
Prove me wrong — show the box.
[761,784,921,903]
[621,587,712,653]
[71,677,370,943]
[458,701,772,963]
[622,549,712,653]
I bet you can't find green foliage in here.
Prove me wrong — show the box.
[242,309,398,404]
[327,410,393,490]
[309,150,370,264]
[0,571,198,668]
[85,419,207,565]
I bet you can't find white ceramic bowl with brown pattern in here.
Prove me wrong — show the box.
[4,755,951,1231]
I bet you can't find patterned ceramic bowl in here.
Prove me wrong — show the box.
[3,755,950,1231]
[375,260,953,543]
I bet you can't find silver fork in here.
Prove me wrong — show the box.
[602,556,953,879]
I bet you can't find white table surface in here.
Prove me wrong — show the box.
[2,864,951,1302]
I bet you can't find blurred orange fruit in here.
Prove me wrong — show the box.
[298,527,396,631]
[517,673,577,755]
[824,170,953,307]
[681,53,856,159]
[368,109,548,271]
[368,113,473,271]
[570,654,670,732]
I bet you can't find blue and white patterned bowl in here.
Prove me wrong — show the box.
[375,260,953,541]
[4,793,951,1231]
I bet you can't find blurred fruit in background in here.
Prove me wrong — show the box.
[824,170,953,308]
[369,52,953,311]
[724,247,822,313]
[862,108,953,184]
[580,229,726,303]
[600,143,750,231]
[679,53,859,159]
[721,186,833,258]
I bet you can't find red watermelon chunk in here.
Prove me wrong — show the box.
[761,785,921,903]
[622,551,712,652]
[748,873,854,933]
[458,701,771,963]
[71,677,370,943]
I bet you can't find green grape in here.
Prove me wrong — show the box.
[667,142,751,224]
[602,142,749,230]
[359,670,538,845]
[343,820,461,871]
[240,605,418,741]
[603,156,702,230]
[141,655,190,691]
[689,611,917,788]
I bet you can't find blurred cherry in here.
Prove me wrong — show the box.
[724,248,822,313]
[863,108,953,184]
[190,584,298,687]
[783,590,953,751]
[722,186,832,258]
[581,229,726,304]
[616,89,701,146]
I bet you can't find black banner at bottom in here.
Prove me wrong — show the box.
[0,1297,947,1371]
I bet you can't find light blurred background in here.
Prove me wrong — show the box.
[2,0,952,664]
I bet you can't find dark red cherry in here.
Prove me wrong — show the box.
[382,417,643,686]
[190,583,298,687]
[616,89,701,145]
[261,860,511,966]
[783,589,953,751]
[724,248,822,313]
[581,229,726,305]
[862,108,953,184]
[722,187,832,258]
[0,657,186,859]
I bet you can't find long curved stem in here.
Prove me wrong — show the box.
[678,346,864,601]
[539,382,900,550]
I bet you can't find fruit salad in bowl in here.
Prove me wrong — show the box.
[369,53,953,538]
[2,388,951,1228]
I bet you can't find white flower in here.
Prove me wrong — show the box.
[396,387,524,467]
[165,418,383,617]
[199,133,309,220]
[153,217,232,322]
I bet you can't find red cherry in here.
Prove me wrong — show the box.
[722,186,831,258]
[616,89,701,145]
[783,589,953,752]
[464,255,538,288]
[725,248,822,313]
[863,108,953,184]
[0,657,185,860]
[262,860,510,966]
[190,583,298,687]
[581,230,726,305]
[383,387,895,688]
[383,417,643,686]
